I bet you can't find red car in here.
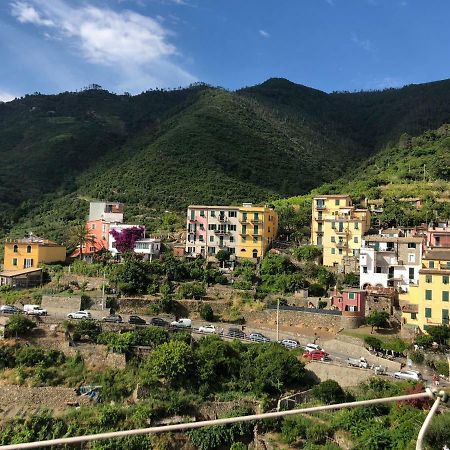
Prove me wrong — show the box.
[303,350,328,361]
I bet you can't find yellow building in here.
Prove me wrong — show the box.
[3,235,66,271]
[311,195,371,268]
[400,248,450,332]
[237,203,278,259]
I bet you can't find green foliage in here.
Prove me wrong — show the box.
[71,320,102,342]
[215,250,231,263]
[145,341,196,387]
[343,272,360,287]
[5,314,36,337]
[311,380,346,405]
[176,282,206,300]
[291,245,322,262]
[364,336,382,350]
[200,304,214,321]
[409,350,425,364]
[281,415,312,444]
[415,334,434,348]
[425,325,450,345]
[425,411,450,450]
[366,311,390,331]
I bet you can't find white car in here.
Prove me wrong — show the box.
[67,311,92,320]
[305,343,321,353]
[198,324,216,334]
[170,318,192,328]
[23,305,47,316]
[280,339,300,349]
[393,370,423,381]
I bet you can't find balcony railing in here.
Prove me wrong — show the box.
[315,205,326,210]
[335,229,348,234]
[214,229,229,235]
[336,242,347,248]
[251,219,261,224]
[218,216,228,222]
[239,218,249,224]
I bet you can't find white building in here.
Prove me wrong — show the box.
[134,238,161,260]
[89,201,124,223]
[360,234,423,293]
[108,223,144,257]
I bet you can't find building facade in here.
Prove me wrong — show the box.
[360,234,423,292]
[331,289,366,315]
[185,203,278,259]
[3,235,66,271]
[89,201,124,223]
[133,238,161,260]
[400,248,450,332]
[311,195,371,268]
[427,222,450,248]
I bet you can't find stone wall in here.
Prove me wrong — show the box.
[306,361,374,387]
[41,295,81,311]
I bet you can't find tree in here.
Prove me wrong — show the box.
[200,304,214,321]
[146,341,196,387]
[364,335,382,351]
[366,311,390,332]
[216,250,231,264]
[109,227,144,254]
[311,380,346,405]
[176,282,206,300]
[343,272,360,287]
[6,314,36,337]
[415,334,434,348]
[292,245,322,262]
[72,320,102,342]
[425,325,450,346]
[68,222,96,259]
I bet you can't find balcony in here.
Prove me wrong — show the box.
[251,218,261,224]
[315,204,326,210]
[188,218,197,222]
[218,216,228,222]
[336,242,347,248]
[239,218,249,224]
[335,229,348,235]
[214,229,230,235]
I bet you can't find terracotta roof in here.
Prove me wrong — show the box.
[424,248,450,260]
[363,235,423,243]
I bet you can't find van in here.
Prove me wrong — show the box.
[170,318,192,328]
[23,304,47,316]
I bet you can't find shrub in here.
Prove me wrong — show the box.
[200,304,214,321]
[415,334,434,348]
[6,314,36,337]
[176,282,206,300]
[306,423,331,445]
[281,415,311,444]
[71,320,102,342]
[308,283,325,297]
[409,350,425,364]
[364,336,382,351]
[311,380,346,405]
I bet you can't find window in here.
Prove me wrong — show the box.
[354,237,359,243]
[208,224,216,231]
[425,290,432,301]
[349,292,355,300]
[408,243,416,249]
[338,223,344,232]
[199,235,204,241]
[331,248,335,254]
[13,244,18,253]
[242,225,247,235]
[268,227,271,233]
[190,210,195,220]
[25,245,32,254]
[230,236,234,243]
[209,236,214,242]
[331,236,335,243]
[253,225,259,235]
[24,258,33,268]
[335,199,340,206]
[199,224,204,230]
[210,210,215,217]
[253,236,258,243]
[331,221,336,229]
[425,307,432,318]
[229,224,236,231]
[429,261,435,269]
[208,247,216,254]
[426,275,433,283]
[200,210,205,217]
[443,291,449,302]
[229,211,237,218]
[229,248,235,254]
[242,212,247,221]
[411,312,417,320]
[91,223,96,230]
[443,309,449,325]
[408,254,415,263]
[354,222,359,230]
[12,258,17,266]
[409,268,415,280]
[376,267,382,274]
[90,246,96,252]
[363,266,368,274]
[444,276,449,285]
[338,248,343,255]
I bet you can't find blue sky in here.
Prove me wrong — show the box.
[1,0,450,101]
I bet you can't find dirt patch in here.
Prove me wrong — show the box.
[0,385,91,420]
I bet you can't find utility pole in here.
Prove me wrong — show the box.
[101,270,106,310]
[276,298,280,341]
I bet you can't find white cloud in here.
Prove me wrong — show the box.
[0,91,17,102]
[351,32,375,52]
[9,0,197,91]
[11,1,54,26]
[259,29,270,38]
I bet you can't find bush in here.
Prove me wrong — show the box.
[409,350,425,364]
[308,283,325,297]
[6,314,36,337]
[415,334,434,348]
[71,320,102,342]
[176,282,206,300]
[281,415,311,444]
[364,335,382,351]
[306,423,331,445]
[311,380,346,405]
[200,304,214,321]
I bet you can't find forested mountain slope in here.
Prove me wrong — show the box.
[3,76,450,241]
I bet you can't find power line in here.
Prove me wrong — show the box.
[0,389,443,450]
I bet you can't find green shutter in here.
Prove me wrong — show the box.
[425,308,432,318]
[443,291,449,302]
[425,290,432,301]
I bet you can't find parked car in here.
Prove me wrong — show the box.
[67,311,92,320]
[170,318,192,328]
[303,350,328,361]
[305,343,321,352]
[150,317,169,327]
[249,332,270,343]
[280,339,300,349]
[0,305,20,314]
[102,314,122,323]
[23,304,47,316]
[129,315,146,325]
[199,324,216,334]
[226,328,246,339]
[347,357,369,369]
[393,370,423,381]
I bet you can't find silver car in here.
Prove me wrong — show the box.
[393,370,423,381]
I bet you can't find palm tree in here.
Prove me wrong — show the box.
[68,222,96,259]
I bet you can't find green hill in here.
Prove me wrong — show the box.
[3,77,450,242]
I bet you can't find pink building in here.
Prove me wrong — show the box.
[186,207,209,257]
[331,289,366,316]
[427,222,450,248]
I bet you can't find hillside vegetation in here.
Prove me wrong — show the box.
[3,77,450,241]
